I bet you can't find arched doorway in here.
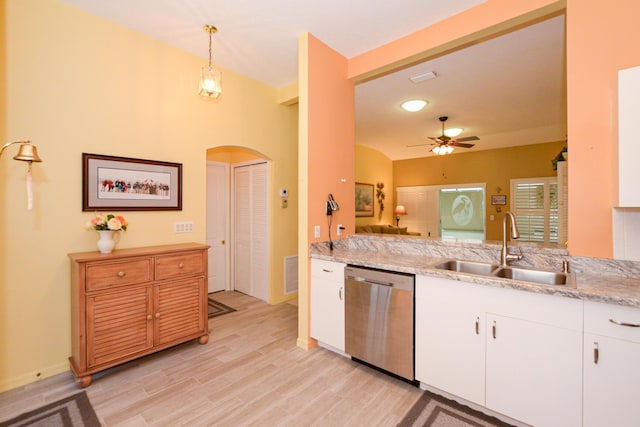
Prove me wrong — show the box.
[206,146,271,302]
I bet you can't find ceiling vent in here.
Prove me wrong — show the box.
[409,71,437,84]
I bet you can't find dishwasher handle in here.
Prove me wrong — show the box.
[348,276,393,287]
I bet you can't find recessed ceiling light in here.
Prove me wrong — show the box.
[401,99,428,112]
[444,128,463,137]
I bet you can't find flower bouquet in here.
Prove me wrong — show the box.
[88,213,128,232]
[88,214,128,253]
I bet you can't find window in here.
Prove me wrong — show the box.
[439,186,485,241]
[510,178,558,243]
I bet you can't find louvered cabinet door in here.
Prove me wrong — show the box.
[86,285,153,368]
[154,278,205,346]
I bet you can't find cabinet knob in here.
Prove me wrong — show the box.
[117,271,126,277]
[178,263,184,268]
[146,314,152,321]
[155,313,160,319]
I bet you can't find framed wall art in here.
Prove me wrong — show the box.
[491,194,507,206]
[355,182,374,217]
[82,153,182,211]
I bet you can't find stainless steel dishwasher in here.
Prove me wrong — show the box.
[344,265,415,381]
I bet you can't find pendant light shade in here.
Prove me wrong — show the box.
[199,25,222,99]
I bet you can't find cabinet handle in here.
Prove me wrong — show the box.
[322,269,333,273]
[339,287,343,301]
[492,321,497,339]
[593,342,599,364]
[117,271,126,277]
[475,317,480,335]
[146,314,152,320]
[609,318,640,328]
[155,313,160,319]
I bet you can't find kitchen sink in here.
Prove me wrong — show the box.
[435,259,572,286]
[493,266,570,286]
[435,260,499,276]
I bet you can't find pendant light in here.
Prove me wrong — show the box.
[199,25,222,99]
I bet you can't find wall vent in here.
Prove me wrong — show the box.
[284,255,298,294]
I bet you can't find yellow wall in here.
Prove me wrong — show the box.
[1,0,297,391]
[393,141,566,240]
[355,144,394,227]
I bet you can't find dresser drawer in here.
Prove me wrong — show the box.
[584,300,640,343]
[155,252,204,280]
[86,258,153,291]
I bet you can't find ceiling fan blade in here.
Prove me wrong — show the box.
[456,136,480,142]
[427,136,443,142]
[407,143,428,147]
[450,142,475,148]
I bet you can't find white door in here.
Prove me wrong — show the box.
[206,162,229,293]
[233,162,269,302]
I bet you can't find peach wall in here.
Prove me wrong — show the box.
[297,33,354,349]
[349,0,563,83]
[566,0,640,257]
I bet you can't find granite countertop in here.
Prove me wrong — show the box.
[310,235,640,308]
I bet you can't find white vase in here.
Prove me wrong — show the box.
[96,230,119,254]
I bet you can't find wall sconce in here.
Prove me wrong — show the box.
[199,24,222,99]
[394,205,407,227]
[1,140,43,210]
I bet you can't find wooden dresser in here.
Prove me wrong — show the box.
[68,243,210,387]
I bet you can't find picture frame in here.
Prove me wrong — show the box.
[355,182,374,217]
[491,194,507,206]
[82,153,182,211]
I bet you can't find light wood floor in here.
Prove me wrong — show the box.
[0,291,422,426]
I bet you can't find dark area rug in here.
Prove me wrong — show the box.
[0,391,100,427]
[397,390,514,427]
[208,296,236,318]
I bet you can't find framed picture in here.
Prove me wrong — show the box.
[355,182,374,217]
[491,194,507,206]
[82,153,182,211]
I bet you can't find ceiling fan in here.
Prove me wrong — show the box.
[408,116,479,154]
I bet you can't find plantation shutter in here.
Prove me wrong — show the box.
[511,178,558,243]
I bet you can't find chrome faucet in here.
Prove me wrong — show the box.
[501,211,523,266]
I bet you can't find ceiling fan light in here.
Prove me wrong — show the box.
[444,127,463,137]
[401,99,428,112]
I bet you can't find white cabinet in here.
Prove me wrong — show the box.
[618,65,640,206]
[486,314,582,427]
[416,275,582,426]
[415,276,487,405]
[583,301,640,427]
[310,259,346,351]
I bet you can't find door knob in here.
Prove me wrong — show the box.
[221,240,225,245]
